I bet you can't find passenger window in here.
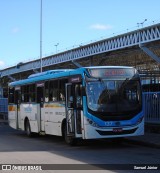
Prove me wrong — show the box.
[49,80,58,102]
[45,81,49,102]
[21,85,29,102]
[59,79,68,101]
[29,84,36,102]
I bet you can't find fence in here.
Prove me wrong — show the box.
[0,98,8,119]
[143,92,160,124]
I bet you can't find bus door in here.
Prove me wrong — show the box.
[36,83,44,132]
[14,87,21,129]
[66,83,82,138]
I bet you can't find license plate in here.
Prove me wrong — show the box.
[113,128,123,132]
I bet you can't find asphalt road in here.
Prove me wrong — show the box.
[0,124,160,173]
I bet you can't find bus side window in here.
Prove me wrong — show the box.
[37,86,44,103]
[29,84,36,102]
[59,79,68,101]
[21,85,29,102]
[49,80,58,102]
[45,81,49,102]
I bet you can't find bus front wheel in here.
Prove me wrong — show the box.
[62,123,77,146]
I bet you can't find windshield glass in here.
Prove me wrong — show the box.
[86,77,142,115]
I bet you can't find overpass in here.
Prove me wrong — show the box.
[0,23,160,79]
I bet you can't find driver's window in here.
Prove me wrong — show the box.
[75,84,82,109]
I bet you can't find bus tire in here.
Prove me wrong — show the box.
[25,120,33,137]
[62,123,77,146]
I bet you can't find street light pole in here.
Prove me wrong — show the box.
[55,43,59,53]
[40,0,43,72]
[137,19,147,28]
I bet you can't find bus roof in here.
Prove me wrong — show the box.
[9,66,135,87]
[9,69,74,87]
[28,69,73,78]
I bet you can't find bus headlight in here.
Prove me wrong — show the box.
[87,118,99,127]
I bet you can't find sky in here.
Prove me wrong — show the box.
[0,0,160,70]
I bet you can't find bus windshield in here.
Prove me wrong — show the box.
[86,77,142,115]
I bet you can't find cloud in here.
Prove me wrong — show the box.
[90,24,113,30]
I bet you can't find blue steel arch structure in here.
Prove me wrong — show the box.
[0,23,160,78]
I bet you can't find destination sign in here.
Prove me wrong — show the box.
[69,75,82,83]
[88,68,135,78]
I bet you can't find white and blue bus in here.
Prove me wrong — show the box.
[8,66,144,145]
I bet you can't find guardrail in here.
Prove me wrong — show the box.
[143,92,160,124]
[0,98,8,120]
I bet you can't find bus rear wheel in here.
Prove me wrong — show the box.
[25,120,33,137]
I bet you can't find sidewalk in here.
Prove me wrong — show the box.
[126,133,160,148]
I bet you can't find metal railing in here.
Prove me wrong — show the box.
[143,92,160,124]
[0,98,8,120]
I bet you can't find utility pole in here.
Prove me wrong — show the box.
[40,0,43,72]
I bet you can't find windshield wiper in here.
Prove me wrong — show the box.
[98,78,111,98]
